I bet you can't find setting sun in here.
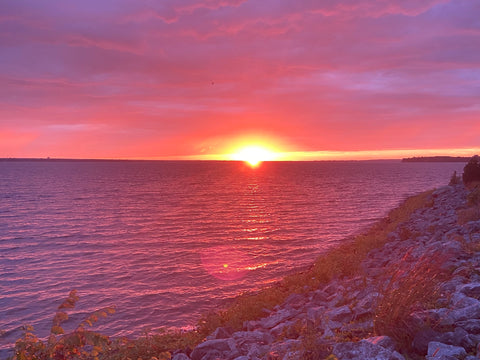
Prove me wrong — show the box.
[230,145,279,166]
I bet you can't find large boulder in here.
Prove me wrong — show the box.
[333,336,404,360]
[426,342,467,360]
[190,338,237,360]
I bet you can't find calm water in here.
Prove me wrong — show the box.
[0,160,465,351]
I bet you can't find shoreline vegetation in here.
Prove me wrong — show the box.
[6,158,480,360]
[402,156,471,162]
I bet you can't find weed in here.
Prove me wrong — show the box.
[466,186,480,206]
[458,186,480,225]
[373,253,448,353]
[449,171,461,185]
[12,290,115,360]
[106,327,199,360]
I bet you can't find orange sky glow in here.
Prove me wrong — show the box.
[1,1,479,160]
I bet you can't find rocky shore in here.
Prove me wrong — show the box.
[171,183,480,360]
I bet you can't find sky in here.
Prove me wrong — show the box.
[1,0,480,160]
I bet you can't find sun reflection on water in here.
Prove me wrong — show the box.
[200,177,277,281]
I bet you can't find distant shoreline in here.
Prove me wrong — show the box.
[402,156,470,162]
[0,156,471,163]
[0,158,399,163]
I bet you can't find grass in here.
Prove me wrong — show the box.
[373,253,448,354]
[10,189,436,360]
[457,184,480,225]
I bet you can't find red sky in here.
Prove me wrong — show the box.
[1,0,479,160]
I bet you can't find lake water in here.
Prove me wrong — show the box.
[0,160,465,352]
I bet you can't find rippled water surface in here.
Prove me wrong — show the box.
[0,160,465,351]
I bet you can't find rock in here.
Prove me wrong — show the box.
[311,289,329,304]
[450,292,480,308]
[457,319,480,334]
[433,186,453,197]
[206,326,233,340]
[427,341,467,359]
[270,320,295,339]
[247,343,269,359]
[259,308,299,329]
[447,302,480,323]
[353,292,379,319]
[190,339,237,360]
[323,281,343,296]
[439,328,476,353]
[340,319,374,335]
[284,293,306,309]
[172,354,190,360]
[267,339,302,360]
[282,350,302,360]
[459,283,480,299]
[306,306,324,322]
[366,336,396,351]
[333,337,404,360]
[326,305,352,323]
[232,330,273,345]
[412,328,443,355]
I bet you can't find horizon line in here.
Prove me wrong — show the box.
[1,147,479,162]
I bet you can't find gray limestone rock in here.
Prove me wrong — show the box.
[206,326,233,340]
[326,305,353,323]
[439,328,476,353]
[284,293,307,309]
[457,319,480,334]
[306,306,324,322]
[246,343,269,359]
[323,281,343,296]
[459,283,480,299]
[365,336,396,351]
[267,339,302,360]
[172,354,191,360]
[412,328,443,355]
[270,320,296,339]
[190,339,237,360]
[259,308,299,329]
[312,289,329,304]
[232,330,273,345]
[333,337,404,360]
[447,302,480,323]
[353,292,379,319]
[426,342,467,359]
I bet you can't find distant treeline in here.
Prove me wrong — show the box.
[402,156,471,163]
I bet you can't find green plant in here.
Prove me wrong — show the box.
[457,186,480,225]
[458,206,480,225]
[449,171,461,185]
[373,253,448,354]
[467,186,480,207]
[106,327,200,360]
[463,155,480,185]
[12,290,115,360]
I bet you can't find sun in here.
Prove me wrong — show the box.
[230,145,278,166]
